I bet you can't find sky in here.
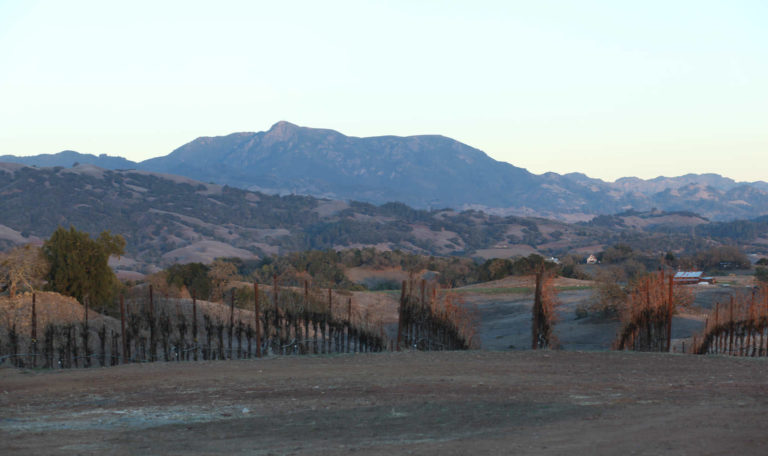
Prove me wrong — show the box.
[1,0,766,182]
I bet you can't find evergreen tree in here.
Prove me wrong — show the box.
[43,226,125,305]
[166,262,211,299]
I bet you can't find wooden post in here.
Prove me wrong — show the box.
[762,289,768,356]
[667,276,674,352]
[192,290,198,361]
[149,284,156,362]
[531,268,543,350]
[347,297,352,353]
[254,283,261,358]
[693,336,697,354]
[429,287,437,350]
[120,295,127,363]
[761,289,767,356]
[173,300,184,361]
[746,291,755,356]
[714,303,720,354]
[148,284,154,313]
[327,288,333,353]
[273,274,279,353]
[83,297,91,367]
[273,274,278,311]
[397,281,406,351]
[417,279,426,350]
[644,278,651,351]
[229,289,235,359]
[30,293,37,367]
[303,281,309,354]
[729,297,735,356]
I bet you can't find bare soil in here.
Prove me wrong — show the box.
[2,350,767,455]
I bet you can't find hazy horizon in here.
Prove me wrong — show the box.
[1,1,766,182]
[6,119,767,186]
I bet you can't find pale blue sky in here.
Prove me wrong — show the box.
[1,0,766,181]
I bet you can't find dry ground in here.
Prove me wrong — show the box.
[2,350,768,455]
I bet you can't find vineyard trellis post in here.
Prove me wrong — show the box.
[192,290,198,361]
[273,274,279,355]
[148,285,156,362]
[714,303,720,353]
[254,282,261,358]
[82,297,90,367]
[327,288,333,354]
[729,297,735,355]
[347,297,352,353]
[229,290,235,360]
[120,294,127,364]
[303,281,309,354]
[531,268,543,350]
[666,275,673,351]
[397,280,406,351]
[30,292,37,368]
[762,289,767,356]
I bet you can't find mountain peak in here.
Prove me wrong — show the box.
[265,121,301,141]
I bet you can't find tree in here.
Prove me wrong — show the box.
[664,251,676,263]
[756,267,768,283]
[482,258,512,281]
[208,259,238,301]
[166,262,211,299]
[590,266,627,319]
[694,246,751,271]
[0,244,49,298]
[42,226,125,305]
[601,243,634,264]
[558,254,590,280]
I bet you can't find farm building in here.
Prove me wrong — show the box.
[585,254,598,265]
[673,271,716,285]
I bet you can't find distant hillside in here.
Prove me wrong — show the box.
[0,150,137,169]
[2,163,742,275]
[5,122,768,221]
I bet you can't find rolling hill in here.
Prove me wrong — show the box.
[2,162,745,275]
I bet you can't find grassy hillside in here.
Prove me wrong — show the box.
[1,163,764,277]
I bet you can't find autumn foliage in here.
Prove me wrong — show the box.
[531,268,560,349]
[614,271,675,352]
[693,285,768,356]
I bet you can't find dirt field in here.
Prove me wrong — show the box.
[2,351,768,455]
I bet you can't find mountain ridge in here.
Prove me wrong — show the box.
[3,121,767,221]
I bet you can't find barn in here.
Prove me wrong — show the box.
[673,271,715,285]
